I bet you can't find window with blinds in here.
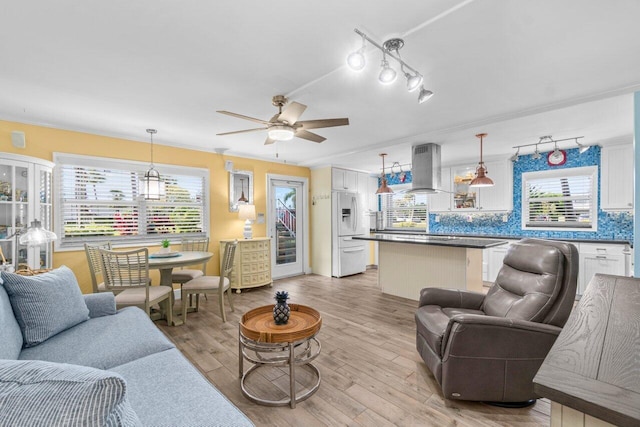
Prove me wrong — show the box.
[522,166,597,231]
[380,185,428,230]
[54,154,208,249]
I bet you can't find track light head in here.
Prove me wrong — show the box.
[575,138,590,154]
[417,87,433,104]
[347,50,365,71]
[510,148,520,162]
[405,73,423,92]
[531,144,541,160]
[378,59,397,84]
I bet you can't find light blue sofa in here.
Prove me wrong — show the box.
[0,270,253,426]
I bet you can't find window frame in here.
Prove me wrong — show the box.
[53,153,210,251]
[521,166,598,232]
[380,184,429,232]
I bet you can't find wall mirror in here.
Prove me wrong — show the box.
[229,170,253,212]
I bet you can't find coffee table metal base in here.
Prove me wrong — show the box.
[239,333,321,408]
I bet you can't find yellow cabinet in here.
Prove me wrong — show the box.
[220,238,272,293]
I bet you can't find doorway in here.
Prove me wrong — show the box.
[267,174,309,279]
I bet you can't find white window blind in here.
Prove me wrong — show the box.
[381,186,428,230]
[55,154,208,249]
[522,166,597,231]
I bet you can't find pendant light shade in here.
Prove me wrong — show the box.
[375,153,393,194]
[238,178,248,203]
[140,129,166,200]
[469,133,495,188]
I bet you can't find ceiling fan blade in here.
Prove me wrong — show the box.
[298,118,349,130]
[269,113,280,123]
[216,127,267,136]
[295,129,326,143]
[216,110,270,125]
[277,102,307,124]
[264,136,276,145]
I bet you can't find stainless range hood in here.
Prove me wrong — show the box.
[409,143,442,193]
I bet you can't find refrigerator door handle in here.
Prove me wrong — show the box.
[343,247,365,253]
[352,197,357,233]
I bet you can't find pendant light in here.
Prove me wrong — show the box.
[375,153,393,194]
[140,129,165,200]
[238,178,248,203]
[469,133,495,188]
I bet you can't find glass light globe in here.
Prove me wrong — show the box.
[347,51,365,71]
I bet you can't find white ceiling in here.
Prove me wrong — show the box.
[1,0,639,173]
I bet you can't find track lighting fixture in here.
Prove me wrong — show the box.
[511,135,588,161]
[469,133,495,188]
[347,28,433,104]
[532,145,542,160]
[378,54,397,84]
[575,138,590,154]
[346,34,366,71]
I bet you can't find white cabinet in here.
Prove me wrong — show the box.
[486,241,517,283]
[577,243,629,295]
[429,167,452,212]
[367,175,379,212]
[0,153,54,270]
[332,168,358,191]
[601,144,633,211]
[477,160,513,211]
[450,160,512,212]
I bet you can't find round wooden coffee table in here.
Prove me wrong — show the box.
[239,304,322,408]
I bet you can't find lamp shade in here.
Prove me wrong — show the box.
[238,204,256,221]
[18,220,57,246]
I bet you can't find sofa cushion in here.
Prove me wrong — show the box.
[0,284,23,359]
[110,348,254,427]
[0,359,141,426]
[1,266,90,348]
[19,306,175,370]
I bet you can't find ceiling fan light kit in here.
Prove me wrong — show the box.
[510,135,588,163]
[469,133,495,188]
[217,95,349,145]
[347,28,433,104]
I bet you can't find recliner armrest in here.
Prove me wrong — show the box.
[83,292,117,318]
[442,314,562,360]
[418,288,485,310]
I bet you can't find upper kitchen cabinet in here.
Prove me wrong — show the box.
[451,160,512,212]
[601,144,633,211]
[428,167,452,212]
[332,167,358,191]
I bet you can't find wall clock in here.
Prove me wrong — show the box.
[547,149,567,166]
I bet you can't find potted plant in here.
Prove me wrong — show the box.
[160,239,171,254]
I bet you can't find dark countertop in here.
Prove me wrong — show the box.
[353,233,508,249]
[369,230,632,247]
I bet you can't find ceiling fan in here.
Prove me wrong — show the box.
[216,95,349,145]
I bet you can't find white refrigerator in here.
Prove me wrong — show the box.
[332,191,368,277]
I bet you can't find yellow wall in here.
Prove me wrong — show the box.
[1,120,311,293]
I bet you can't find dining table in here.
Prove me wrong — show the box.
[147,250,213,287]
[147,250,214,325]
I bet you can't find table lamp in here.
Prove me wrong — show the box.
[238,204,256,240]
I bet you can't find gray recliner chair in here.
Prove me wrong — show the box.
[415,238,578,405]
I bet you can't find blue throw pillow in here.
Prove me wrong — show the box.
[1,266,89,348]
[0,359,142,426]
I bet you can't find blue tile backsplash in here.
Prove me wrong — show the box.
[385,145,633,241]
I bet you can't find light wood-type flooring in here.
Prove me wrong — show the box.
[158,268,550,426]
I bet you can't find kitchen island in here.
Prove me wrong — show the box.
[353,234,508,300]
